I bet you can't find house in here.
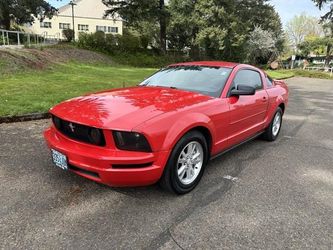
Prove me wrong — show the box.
[25,0,123,40]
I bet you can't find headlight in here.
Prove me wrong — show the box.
[89,128,104,146]
[113,131,152,152]
[52,115,61,129]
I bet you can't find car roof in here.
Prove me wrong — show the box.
[169,61,239,68]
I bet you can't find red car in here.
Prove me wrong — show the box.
[44,61,288,194]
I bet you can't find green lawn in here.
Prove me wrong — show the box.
[266,70,295,80]
[0,63,157,116]
[266,69,333,80]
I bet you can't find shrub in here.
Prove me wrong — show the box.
[62,29,74,42]
[112,52,188,68]
[77,31,142,54]
[76,31,188,68]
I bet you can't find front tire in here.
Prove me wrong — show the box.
[159,130,208,194]
[262,107,283,141]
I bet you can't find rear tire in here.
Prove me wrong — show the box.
[159,130,208,194]
[262,107,283,141]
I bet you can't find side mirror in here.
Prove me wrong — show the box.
[230,85,255,96]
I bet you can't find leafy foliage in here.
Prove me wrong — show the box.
[77,30,142,53]
[247,26,277,64]
[63,29,74,42]
[77,30,186,67]
[286,13,324,51]
[298,37,327,56]
[0,0,57,30]
[102,0,168,52]
[99,0,284,64]
[313,0,333,20]
[166,0,284,63]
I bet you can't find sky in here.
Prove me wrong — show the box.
[47,0,330,26]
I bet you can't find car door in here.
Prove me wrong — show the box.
[227,69,269,146]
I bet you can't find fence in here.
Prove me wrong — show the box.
[0,29,60,48]
[305,66,333,77]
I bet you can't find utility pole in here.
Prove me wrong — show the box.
[69,1,77,40]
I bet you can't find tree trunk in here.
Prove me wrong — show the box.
[3,17,11,30]
[325,43,332,68]
[159,0,167,53]
[0,2,11,30]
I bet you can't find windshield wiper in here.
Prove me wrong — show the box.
[147,85,178,89]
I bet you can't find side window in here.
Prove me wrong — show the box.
[232,69,263,90]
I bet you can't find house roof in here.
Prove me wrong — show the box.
[56,0,119,20]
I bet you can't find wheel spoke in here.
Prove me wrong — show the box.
[190,143,196,155]
[186,143,193,155]
[186,167,192,179]
[178,165,186,176]
[192,152,200,160]
[178,158,186,164]
[180,151,187,159]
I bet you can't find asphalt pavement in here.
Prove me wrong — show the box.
[1,77,332,249]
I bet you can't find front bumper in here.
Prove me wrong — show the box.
[44,126,170,187]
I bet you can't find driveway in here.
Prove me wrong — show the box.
[1,77,332,249]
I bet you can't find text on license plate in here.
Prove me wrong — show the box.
[51,149,68,171]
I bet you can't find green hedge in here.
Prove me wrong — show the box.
[76,31,187,68]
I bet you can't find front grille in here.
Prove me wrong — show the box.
[52,115,106,146]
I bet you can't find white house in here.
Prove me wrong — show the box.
[25,0,123,40]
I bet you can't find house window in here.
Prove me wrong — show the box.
[108,27,118,33]
[40,22,52,28]
[96,25,107,32]
[78,24,89,31]
[59,23,70,29]
[96,26,118,33]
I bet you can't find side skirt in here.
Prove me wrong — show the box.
[210,131,265,161]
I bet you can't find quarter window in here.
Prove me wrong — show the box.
[232,69,263,90]
[266,75,274,87]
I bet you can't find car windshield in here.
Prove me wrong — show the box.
[140,66,233,98]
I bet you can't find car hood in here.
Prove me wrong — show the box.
[50,86,213,130]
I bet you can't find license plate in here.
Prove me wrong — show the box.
[51,149,68,171]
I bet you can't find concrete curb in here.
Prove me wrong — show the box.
[0,112,50,124]
[276,75,295,80]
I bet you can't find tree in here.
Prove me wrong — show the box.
[285,13,324,52]
[309,2,333,66]
[0,0,57,30]
[168,0,283,62]
[63,29,74,42]
[247,26,277,64]
[103,0,283,63]
[312,0,333,20]
[168,0,198,53]
[298,37,326,57]
[102,0,168,52]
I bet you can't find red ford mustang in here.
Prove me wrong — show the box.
[44,61,288,194]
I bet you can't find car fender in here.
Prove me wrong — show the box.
[160,112,216,151]
[265,94,286,127]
